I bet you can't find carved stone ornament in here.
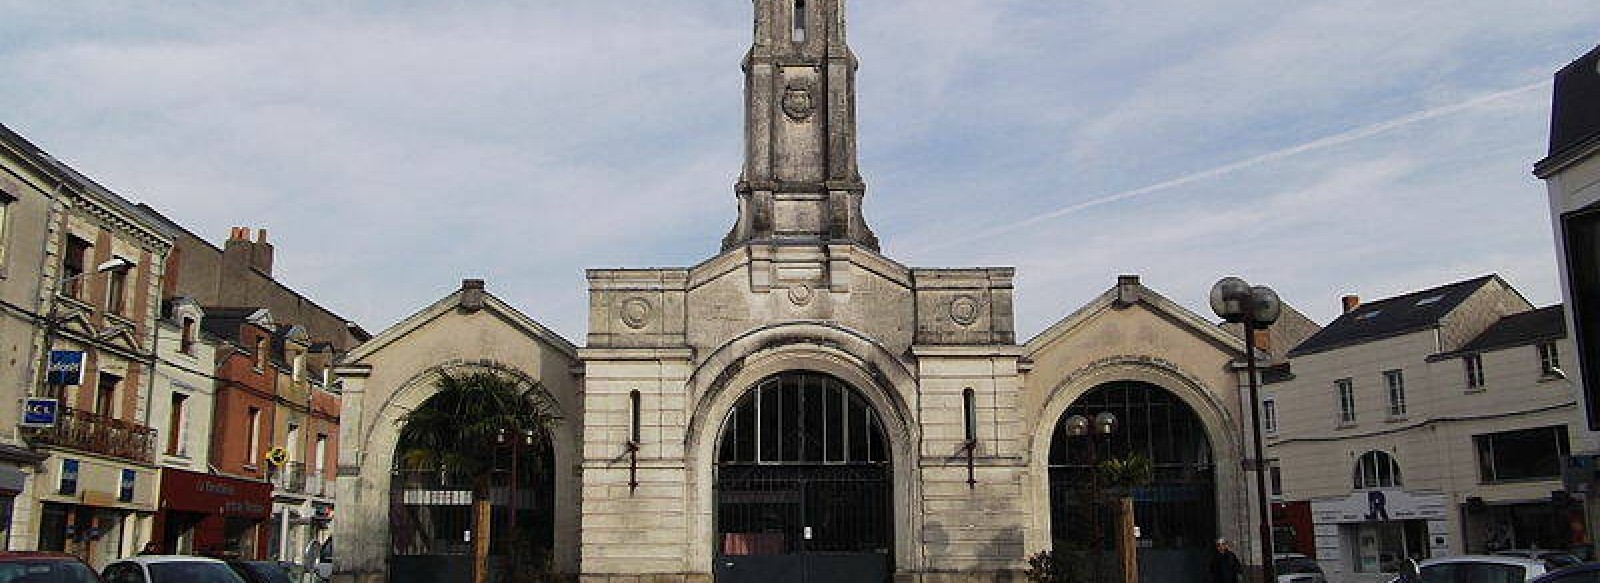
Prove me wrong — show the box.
[788,284,814,306]
[781,83,816,121]
[620,298,652,329]
[950,296,981,326]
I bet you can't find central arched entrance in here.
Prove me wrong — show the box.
[713,371,893,583]
[1049,380,1217,583]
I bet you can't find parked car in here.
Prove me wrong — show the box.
[1392,555,1551,583]
[1532,563,1600,583]
[227,561,292,583]
[1496,550,1585,571]
[1275,553,1327,583]
[0,552,101,583]
[102,556,247,583]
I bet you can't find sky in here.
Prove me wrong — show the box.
[2,1,1596,342]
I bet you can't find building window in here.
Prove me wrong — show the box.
[287,423,300,463]
[95,372,120,417]
[1262,397,1278,433]
[254,337,268,370]
[1336,378,1356,425]
[58,460,79,495]
[62,236,90,299]
[180,317,196,355]
[167,393,189,456]
[1475,425,1570,483]
[118,469,135,502]
[1384,370,1406,417]
[105,264,127,315]
[1538,342,1561,376]
[1353,450,1402,489]
[314,434,328,474]
[1465,354,1485,390]
[0,193,12,267]
[247,407,262,467]
[1269,464,1283,496]
[793,0,807,42]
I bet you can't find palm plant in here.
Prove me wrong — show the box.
[397,370,557,583]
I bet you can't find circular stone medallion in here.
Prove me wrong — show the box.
[620,298,652,329]
[788,284,814,306]
[950,296,981,326]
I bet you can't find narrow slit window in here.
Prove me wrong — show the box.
[629,389,642,445]
[793,0,807,42]
[962,388,977,444]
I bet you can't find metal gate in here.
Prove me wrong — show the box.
[713,372,895,583]
[715,465,892,583]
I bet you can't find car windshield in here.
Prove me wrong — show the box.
[231,563,291,583]
[0,560,99,583]
[1421,563,1526,583]
[149,562,246,583]
[1276,558,1322,575]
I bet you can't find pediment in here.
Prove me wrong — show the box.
[343,282,578,365]
[1025,279,1246,359]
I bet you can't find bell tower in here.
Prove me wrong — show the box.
[723,0,879,252]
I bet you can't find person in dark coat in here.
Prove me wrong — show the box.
[1210,538,1244,583]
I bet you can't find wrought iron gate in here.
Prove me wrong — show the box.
[715,465,892,583]
[713,372,895,583]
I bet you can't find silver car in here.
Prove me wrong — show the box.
[1275,554,1327,583]
[1392,555,1551,583]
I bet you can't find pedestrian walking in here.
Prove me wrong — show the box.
[1210,538,1244,583]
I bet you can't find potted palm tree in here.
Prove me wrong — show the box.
[1097,454,1154,583]
[397,370,557,583]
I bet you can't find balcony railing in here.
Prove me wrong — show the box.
[271,461,308,494]
[32,406,156,464]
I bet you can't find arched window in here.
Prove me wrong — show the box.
[1353,451,1402,489]
[718,371,887,465]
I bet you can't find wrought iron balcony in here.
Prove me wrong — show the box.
[31,406,156,464]
[270,461,309,494]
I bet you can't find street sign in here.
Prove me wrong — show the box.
[22,398,59,428]
[47,350,85,386]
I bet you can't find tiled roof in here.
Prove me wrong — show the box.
[1287,275,1496,357]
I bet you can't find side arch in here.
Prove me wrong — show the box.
[357,359,581,575]
[1025,355,1246,557]
[683,323,924,574]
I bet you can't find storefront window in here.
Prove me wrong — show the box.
[1475,426,1569,483]
[1353,451,1402,489]
[224,517,258,559]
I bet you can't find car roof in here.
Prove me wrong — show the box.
[111,555,230,565]
[1422,555,1548,568]
[1535,563,1600,582]
[0,552,84,561]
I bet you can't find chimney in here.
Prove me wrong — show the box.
[460,279,487,312]
[1342,294,1361,314]
[1114,274,1141,307]
[222,227,275,278]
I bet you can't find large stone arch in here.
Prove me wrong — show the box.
[682,322,924,574]
[1025,355,1247,556]
[358,359,581,575]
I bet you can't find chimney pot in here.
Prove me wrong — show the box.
[256,229,268,243]
[1342,295,1361,314]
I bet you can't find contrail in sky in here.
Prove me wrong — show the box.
[913,79,1553,254]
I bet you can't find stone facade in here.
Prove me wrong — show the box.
[330,3,1263,581]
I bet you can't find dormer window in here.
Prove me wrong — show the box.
[180,317,196,355]
[793,0,806,42]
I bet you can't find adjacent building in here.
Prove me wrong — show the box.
[0,124,175,569]
[1267,276,1593,582]
[1535,45,1599,432]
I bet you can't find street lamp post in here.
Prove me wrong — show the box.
[1209,277,1282,583]
[1065,411,1118,583]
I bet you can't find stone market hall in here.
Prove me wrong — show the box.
[329,2,1278,582]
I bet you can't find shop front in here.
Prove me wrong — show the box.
[1463,495,1590,559]
[1311,489,1451,576]
[28,455,158,570]
[155,468,272,558]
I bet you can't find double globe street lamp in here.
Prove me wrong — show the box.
[1209,277,1282,583]
[1063,411,1117,583]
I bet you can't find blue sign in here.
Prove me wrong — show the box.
[119,469,135,502]
[47,350,84,386]
[59,459,79,495]
[22,398,58,428]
